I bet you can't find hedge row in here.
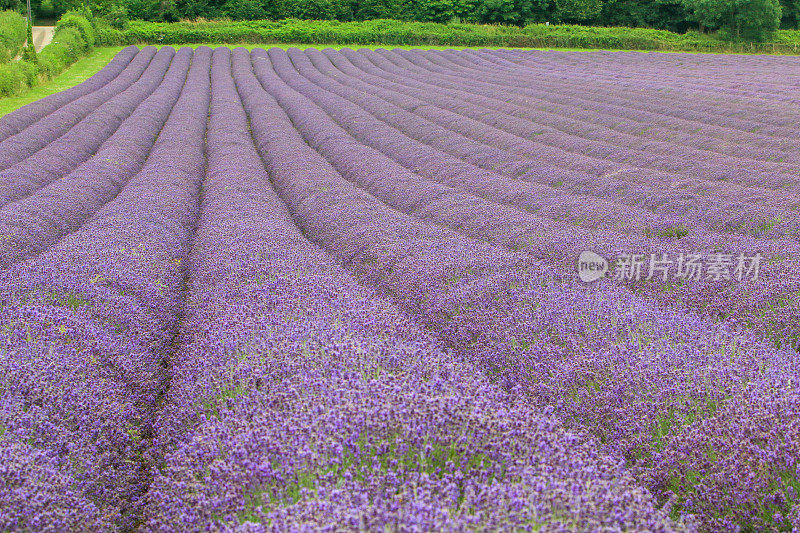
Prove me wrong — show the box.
[0,10,27,63]
[118,18,800,53]
[0,12,97,97]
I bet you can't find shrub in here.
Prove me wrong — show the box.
[56,11,96,48]
[0,9,27,62]
[0,61,27,96]
[0,9,105,97]
[0,56,37,96]
[94,20,125,45]
[37,26,85,76]
[120,17,800,51]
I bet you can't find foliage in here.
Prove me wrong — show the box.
[0,9,27,62]
[475,0,549,25]
[50,0,90,17]
[118,17,800,50]
[121,0,177,22]
[93,1,130,28]
[220,0,266,21]
[683,0,782,40]
[22,22,37,62]
[601,0,691,32]
[781,0,800,27]
[56,10,97,47]
[94,18,124,42]
[0,60,36,95]
[0,0,22,11]
[0,11,96,97]
[351,0,406,21]
[553,0,603,22]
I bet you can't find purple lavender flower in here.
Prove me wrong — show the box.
[1,45,799,532]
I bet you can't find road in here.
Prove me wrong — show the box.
[31,26,55,52]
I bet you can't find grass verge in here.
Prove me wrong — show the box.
[0,47,122,118]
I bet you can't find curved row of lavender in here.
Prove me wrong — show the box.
[265,47,800,348]
[140,47,680,532]
[0,47,159,171]
[236,48,800,532]
[0,48,174,221]
[0,45,797,531]
[333,48,800,232]
[0,46,211,530]
[0,47,193,268]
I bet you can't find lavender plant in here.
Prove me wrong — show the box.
[0,45,798,532]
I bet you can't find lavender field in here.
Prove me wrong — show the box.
[0,44,798,531]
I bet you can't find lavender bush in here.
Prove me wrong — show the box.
[0,45,798,532]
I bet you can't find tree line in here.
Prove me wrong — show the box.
[4,0,799,40]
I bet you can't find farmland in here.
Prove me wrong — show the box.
[0,45,799,531]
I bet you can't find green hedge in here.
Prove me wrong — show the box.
[119,18,800,53]
[0,60,36,95]
[0,10,27,62]
[94,20,125,46]
[56,11,96,49]
[37,26,87,76]
[122,19,548,46]
[0,12,96,97]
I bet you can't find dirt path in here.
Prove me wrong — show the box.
[15,26,55,59]
[31,26,55,52]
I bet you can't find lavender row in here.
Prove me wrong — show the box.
[376,48,800,170]
[493,49,800,110]
[0,46,140,144]
[453,49,800,139]
[0,47,157,171]
[261,48,800,351]
[0,46,211,530]
[0,48,193,269]
[241,48,800,531]
[265,48,626,259]
[289,47,684,239]
[279,47,800,348]
[398,48,799,151]
[316,48,800,239]
[481,49,800,115]
[452,48,800,140]
[464,49,800,165]
[382,48,800,181]
[140,47,682,532]
[299,46,788,243]
[339,49,800,197]
[482,48,800,94]
[0,47,175,209]
[456,49,800,109]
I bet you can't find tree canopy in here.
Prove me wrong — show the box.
[17,0,795,39]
